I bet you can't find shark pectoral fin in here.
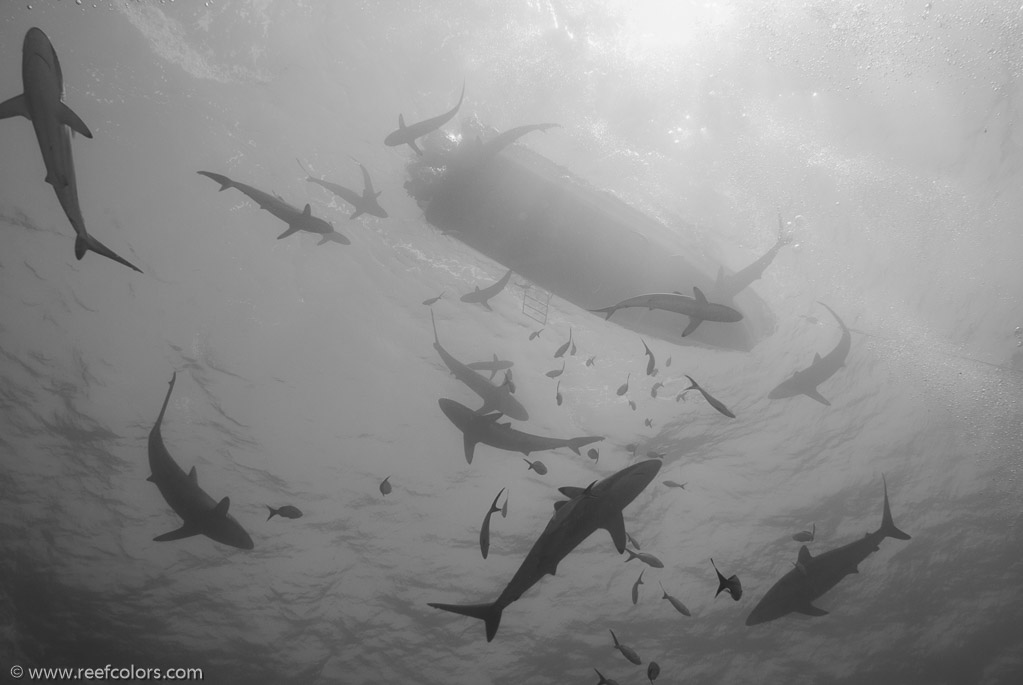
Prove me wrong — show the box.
[462,435,477,464]
[0,93,29,120]
[211,496,230,518]
[558,486,585,498]
[398,113,406,129]
[277,225,302,240]
[604,512,628,554]
[302,203,311,216]
[188,466,198,484]
[59,103,93,138]
[349,208,364,220]
[797,545,813,566]
[681,317,702,337]
[795,603,828,617]
[804,388,831,406]
[154,522,201,542]
[553,500,567,511]
[409,140,423,155]
[693,286,708,303]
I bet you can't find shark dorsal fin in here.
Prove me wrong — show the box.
[693,286,708,303]
[673,290,683,295]
[604,512,628,553]
[814,352,822,363]
[797,545,813,566]
[398,113,406,129]
[212,496,230,518]
[553,500,568,511]
[188,466,197,483]
[559,486,585,498]
[303,203,311,216]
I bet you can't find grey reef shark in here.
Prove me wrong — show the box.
[147,373,253,550]
[746,476,910,626]
[384,81,465,155]
[305,159,388,219]
[713,213,792,301]
[429,459,662,641]
[590,287,742,337]
[437,398,603,464]
[768,301,850,406]
[431,310,528,420]
[197,171,350,245]
[447,122,560,174]
[0,28,142,273]
[461,268,514,310]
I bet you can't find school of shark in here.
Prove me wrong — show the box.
[0,23,922,684]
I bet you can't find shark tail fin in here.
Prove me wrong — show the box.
[880,475,911,540]
[427,601,503,642]
[74,233,143,273]
[566,436,604,455]
[197,170,233,191]
[588,306,617,320]
[317,232,351,246]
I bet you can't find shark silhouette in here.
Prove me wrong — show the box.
[198,171,350,245]
[306,160,387,219]
[713,214,791,301]
[746,476,910,626]
[146,373,253,550]
[590,287,742,337]
[0,28,142,273]
[429,459,661,640]
[768,302,850,405]
[460,268,513,310]
[384,81,465,155]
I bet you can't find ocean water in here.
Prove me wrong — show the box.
[0,1,1021,684]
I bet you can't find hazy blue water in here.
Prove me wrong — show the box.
[1,2,1021,684]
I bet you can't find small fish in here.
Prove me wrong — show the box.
[585,355,596,367]
[625,443,638,455]
[644,418,653,427]
[642,339,656,376]
[529,328,543,340]
[609,628,642,665]
[379,476,392,496]
[501,491,509,518]
[555,380,563,406]
[711,558,742,601]
[266,505,303,521]
[422,291,444,306]
[523,458,547,475]
[629,400,637,411]
[659,581,691,616]
[554,328,572,358]
[684,375,735,418]
[587,448,599,462]
[480,487,506,559]
[631,568,645,604]
[665,356,672,367]
[675,392,687,403]
[792,523,816,542]
[647,661,661,684]
[616,373,630,396]
[662,480,686,489]
[593,668,620,685]
[570,340,577,356]
[650,382,663,398]
[546,361,565,378]
[646,451,665,459]
[625,532,641,550]
[626,549,664,568]
[501,369,516,394]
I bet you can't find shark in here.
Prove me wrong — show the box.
[437,398,603,464]
[306,160,387,219]
[431,310,528,420]
[448,122,560,173]
[460,268,513,310]
[197,171,350,245]
[768,302,850,406]
[713,213,792,301]
[0,28,142,273]
[384,81,465,155]
[146,373,253,550]
[428,459,661,640]
[589,287,743,337]
[745,476,911,626]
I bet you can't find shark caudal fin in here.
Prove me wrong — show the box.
[879,475,911,540]
[74,233,143,273]
[567,436,604,455]
[317,232,351,246]
[588,306,618,321]
[197,170,234,191]
[428,601,503,642]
